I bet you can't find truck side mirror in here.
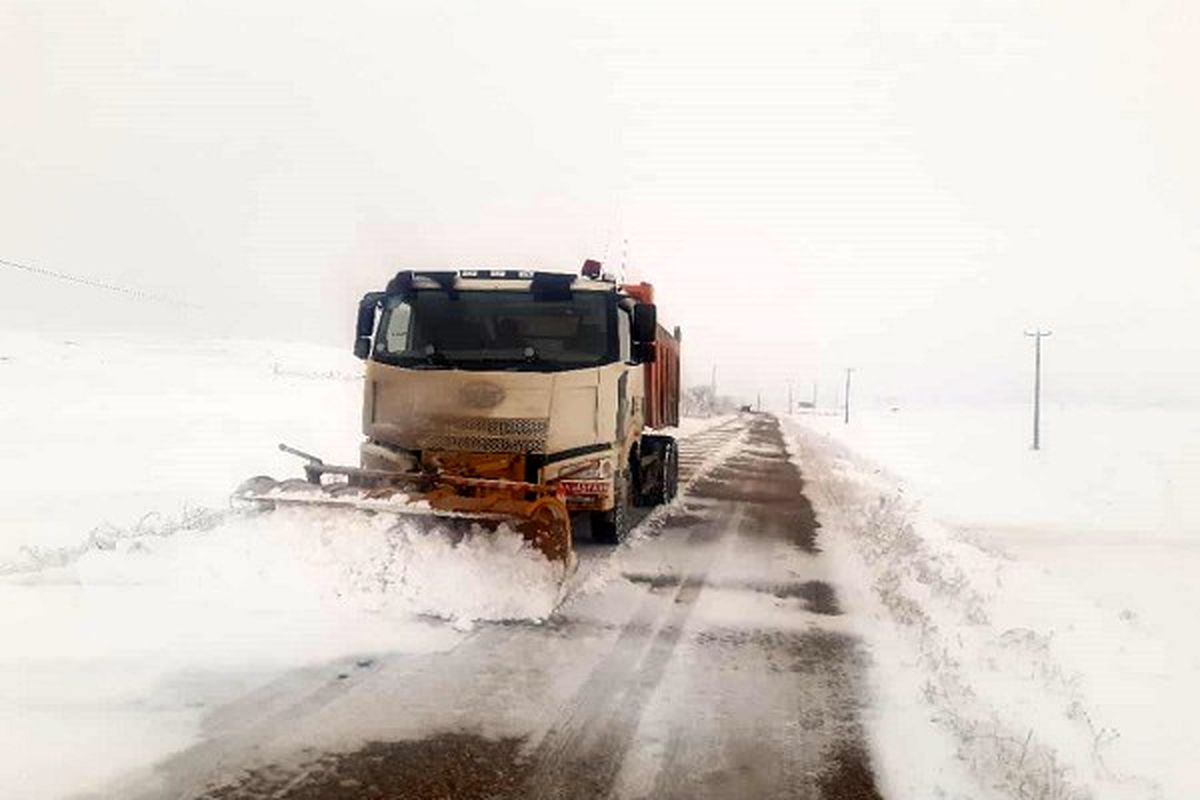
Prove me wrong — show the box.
[354,292,384,360]
[633,303,657,344]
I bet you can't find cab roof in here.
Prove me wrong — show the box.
[385,269,622,296]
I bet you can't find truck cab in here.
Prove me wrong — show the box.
[353,264,681,543]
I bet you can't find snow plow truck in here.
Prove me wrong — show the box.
[235,261,681,567]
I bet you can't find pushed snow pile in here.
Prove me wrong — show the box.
[62,507,566,626]
[0,507,567,799]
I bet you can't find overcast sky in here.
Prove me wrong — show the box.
[3,0,1198,408]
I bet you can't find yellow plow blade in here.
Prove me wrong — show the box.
[233,473,574,566]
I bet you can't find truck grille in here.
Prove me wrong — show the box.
[406,415,550,453]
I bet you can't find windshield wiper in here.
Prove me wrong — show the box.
[502,347,540,370]
[422,344,449,366]
[496,347,542,371]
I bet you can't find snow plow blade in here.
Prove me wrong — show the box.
[233,444,573,565]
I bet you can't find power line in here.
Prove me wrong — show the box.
[0,256,201,309]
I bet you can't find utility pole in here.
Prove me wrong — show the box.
[708,364,717,415]
[1024,329,1052,450]
[843,368,854,424]
[756,391,762,412]
[812,381,818,410]
[787,380,794,415]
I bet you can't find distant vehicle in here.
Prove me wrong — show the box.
[236,261,682,566]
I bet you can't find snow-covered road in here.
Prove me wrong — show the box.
[91,415,883,800]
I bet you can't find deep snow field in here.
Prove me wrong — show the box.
[791,405,1200,799]
[0,330,725,800]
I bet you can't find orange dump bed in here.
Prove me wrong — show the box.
[646,323,680,429]
[623,282,680,429]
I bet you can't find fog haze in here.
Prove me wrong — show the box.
[3,0,1197,408]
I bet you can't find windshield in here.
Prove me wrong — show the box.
[375,290,613,370]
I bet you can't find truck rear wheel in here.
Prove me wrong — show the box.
[639,435,678,506]
[591,468,632,544]
[661,440,679,503]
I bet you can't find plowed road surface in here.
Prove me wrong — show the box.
[113,415,883,800]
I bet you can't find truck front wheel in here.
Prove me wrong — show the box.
[591,468,632,544]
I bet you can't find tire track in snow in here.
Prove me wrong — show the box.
[521,509,736,799]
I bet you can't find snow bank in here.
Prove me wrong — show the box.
[797,403,1200,537]
[0,507,566,799]
[785,411,1197,799]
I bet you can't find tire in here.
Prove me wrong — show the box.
[642,437,679,506]
[591,468,632,544]
[661,440,679,503]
